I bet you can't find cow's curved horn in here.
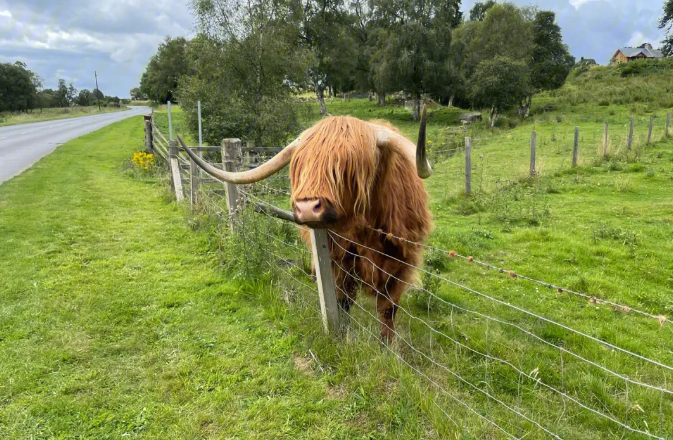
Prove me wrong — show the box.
[372,104,432,179]
[178,135,298,184]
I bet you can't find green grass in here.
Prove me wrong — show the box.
[0,105,131,127]
[0,117,438,439]
[4,68,673,438]
[183,91,673,437]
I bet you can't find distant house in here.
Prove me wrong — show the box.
[612,43,664,64]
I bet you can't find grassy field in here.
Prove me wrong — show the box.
[165,63,673,438]
[0,105,130,127]
[0,117,432,439]
[3,60,673,439]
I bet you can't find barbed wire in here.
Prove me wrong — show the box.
[364,226,670,326]
[331,270,563,439]
[329,238,669,439]
[328,230,673,394]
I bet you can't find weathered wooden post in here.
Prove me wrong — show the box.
[168,140,184,202]
[189,155,199,209]
[465,137,472,195]
[530,130,537,177]
[647,115,654,144]
[572,126,579,167]
[143,115,153,153]
[627,118,634,150]
[309,228,344,334]
[602,122,609,157]
[666,113,671,138]
[222,138,241,227]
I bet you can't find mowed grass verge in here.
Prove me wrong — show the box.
[0,117,417,439]
[0,105,130,127]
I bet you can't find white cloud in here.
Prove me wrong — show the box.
[0,0,193,96]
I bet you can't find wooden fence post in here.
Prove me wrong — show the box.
[189,156,199,209]
[309,228,343,334]
[222,138,241,226]
[168,140,184,202]
[666,113,671,138]
[465,137,472,195]
[572,126,579,167]
[602,122,609,157]
[647,115,654,144]
[627,118,634,150]
[530,130,537,177]
[143,115,153,153]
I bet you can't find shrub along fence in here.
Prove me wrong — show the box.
[143,105,673,439]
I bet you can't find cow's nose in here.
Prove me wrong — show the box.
[295,199,324,223]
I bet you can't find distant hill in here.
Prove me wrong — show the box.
[537,57,673,111]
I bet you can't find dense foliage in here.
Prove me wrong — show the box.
[139,37,190,103]
[136,0,575,137]
[0,62,40,112]
[0,61,121,112]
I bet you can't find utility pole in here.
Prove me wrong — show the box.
[94,71,101,111]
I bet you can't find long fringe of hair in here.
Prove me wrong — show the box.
[290,116,378,217]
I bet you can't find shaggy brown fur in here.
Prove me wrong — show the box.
[291,116,432,341]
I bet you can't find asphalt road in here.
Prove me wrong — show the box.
[0,106,151,184]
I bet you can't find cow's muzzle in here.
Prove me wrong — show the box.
[294,198,338,228]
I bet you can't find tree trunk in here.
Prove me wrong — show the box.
[448,95,455,107]
[316,86,327,116]
[412,95,421,121]
[489,106,497,128]
[525,95,532,117]
[377,93,385,106]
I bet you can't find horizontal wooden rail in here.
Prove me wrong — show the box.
[188,146,220,152]
[152,126,169,146]
[241,147,283,154]
[253,202,298,224]
[152,141,168,160]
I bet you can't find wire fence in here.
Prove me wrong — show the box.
[146,112,673,439]
[426,111,672,200]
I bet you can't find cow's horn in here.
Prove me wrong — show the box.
[372,104,432,179]
[178,135,298,184]
[416,104,432,179]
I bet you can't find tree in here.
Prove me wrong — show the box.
[76,89,93,106]
[56,79,69,107]
[139,36,190,102]
[470,56,529,127]
[183,0,309,147]
[660,0,673,56]
[37,89,58,109]
[0,62,40,112]
[469,0,496,21]
[524,11,574,115]
[130,87,145,100]
[67,83,78,106]
[299,0,358,115]
[371,0,461,120]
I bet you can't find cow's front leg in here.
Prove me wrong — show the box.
[376,284,400,343]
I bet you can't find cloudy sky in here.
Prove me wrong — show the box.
[0,0,667,97]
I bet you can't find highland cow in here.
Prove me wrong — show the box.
[184,107,433,341]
